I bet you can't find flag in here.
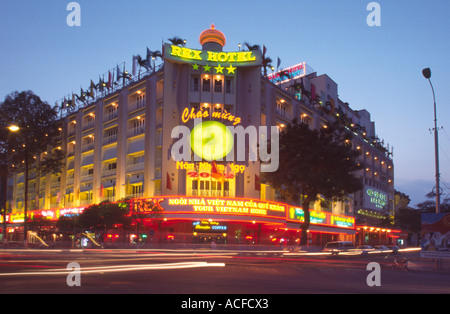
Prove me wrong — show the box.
[224,163,234,179]
[146,48,153,69]
[100,184,104,198]
[211,161,223,181]
[116,65,121,82]
[255,175,260,191]
[277,57,281,71]
[108,71,112,89]
[90,80,96,98]
[166,172,172,190]
[132,55,137,76]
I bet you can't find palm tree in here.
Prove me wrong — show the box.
[146,49,163,72]
[135,55,151,79]
[261,45,273,76]
[168,37,186,46]
[244,42,261,51]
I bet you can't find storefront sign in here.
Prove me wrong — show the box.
[365,187,388,210]
[165,44,262,67]
[59,207,86,217]
[177,161,246,179]
[267,62,306,84]
[193,221,228,232]
[181,107,241,126]
[6,206,87,224]
[287,207,355,229]
[10,213,25,223]
[132,196,286,221]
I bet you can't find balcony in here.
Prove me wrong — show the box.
[128,127,145,138]
[103,135,118,146]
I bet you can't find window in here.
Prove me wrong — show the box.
[108,162,117,171]
[133,118,145,136]
[214,79,222,93]
[132,185,143,196]
[191,180,198,195]
[108,105,118,120]
[192,77,199,92]
[276,102,286,117]
[133,155,144,165]
[136,93,146,109]
[202,78,211,92]
[105,128,118,144]
[225,79,232,94]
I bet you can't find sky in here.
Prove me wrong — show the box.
[0,0,449,207]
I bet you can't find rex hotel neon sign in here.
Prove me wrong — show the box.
[165,44,261,67]
[170,45,256,63]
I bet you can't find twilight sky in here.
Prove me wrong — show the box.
[0,0,449,207]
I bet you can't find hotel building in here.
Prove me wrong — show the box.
[3,25,395,246]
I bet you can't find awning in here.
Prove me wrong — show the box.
[286,222,356,235]
[81,154,94,166]
[102,147,117,161]
[309,225,356,235]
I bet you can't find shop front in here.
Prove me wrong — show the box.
[4,197,357,248]
[129,196,356,247]
[355,225,404,247]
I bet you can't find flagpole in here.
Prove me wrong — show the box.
[123,63,126,88]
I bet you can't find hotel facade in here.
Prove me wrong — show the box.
[3,25,397,247]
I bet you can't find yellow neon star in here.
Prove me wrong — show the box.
[192,63,199,70]
[203,64,211,72]
[226,65,236,74]
[215,64,224,74]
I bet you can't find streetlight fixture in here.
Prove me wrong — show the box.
[8,125,20,132]
[422,67,440,214]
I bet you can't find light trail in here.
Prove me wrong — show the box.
[0,261,226,277]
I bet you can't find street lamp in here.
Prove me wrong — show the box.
[8,125,20,132]
[5,124,31,247]
[422,67,440,214]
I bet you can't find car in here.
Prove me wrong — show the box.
[356,245,375,256]
[323,241,355,255]
[374,245,390,252]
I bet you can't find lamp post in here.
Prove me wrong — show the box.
[422,68,440,214]
[8,124,31,247]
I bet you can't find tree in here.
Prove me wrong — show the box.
[146,49,163,72]
[0,91,64,245]
[417,191,450,213]
[262,119,363,245]
[244,42,261,51]
[131,198,165,244]
[77,201,132,244]
[135,55,151,79]
[261,45,273,77]
[168,37,186,46]
[244,43,273,76]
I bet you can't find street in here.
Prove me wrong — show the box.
[0,248,449,295]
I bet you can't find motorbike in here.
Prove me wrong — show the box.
[388,254,408,271]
